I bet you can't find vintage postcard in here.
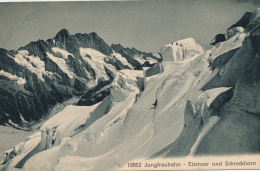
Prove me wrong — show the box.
[0,0,259,170]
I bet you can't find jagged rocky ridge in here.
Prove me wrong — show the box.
[0,30,160,126]
[1,9,260,170]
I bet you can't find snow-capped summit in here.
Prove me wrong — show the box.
[160,38,203,63]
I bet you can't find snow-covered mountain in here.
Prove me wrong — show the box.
[1,8,260,171]
[0,30,160,127]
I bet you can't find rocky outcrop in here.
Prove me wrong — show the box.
[210,11,252,46]
[210,33,226,45]
[77,79,112,106]
[228,12,253,30]
[193,24,260,155]
[111,44,159,69]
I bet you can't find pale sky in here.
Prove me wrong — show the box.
[0,0,259,52]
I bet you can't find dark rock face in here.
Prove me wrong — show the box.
[111,44,142,70]
[77,88,111,106]
[111,44,160,70]
[228,12,253,30]
[226,34,260,116]
[141,61,155,67]
[210,33,226,46]
[77,79,112,106]
[104,56,130,70]
[144,63,162,77]
[51,30,113,57]
[194,26,260,156]
[0,29,159,126]
[195,51,260,155]
[204,36,256,90]
[210,48,239,70]
[210,12,253,47]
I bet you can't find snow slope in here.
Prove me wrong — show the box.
[0,70,26,85]
[46,52,74,79]
[79,47,116,83]
[112,52,134,69]
[52,47,74,59]
[12,50,50,81]
[1,10,260,171]
[160,38,203,63]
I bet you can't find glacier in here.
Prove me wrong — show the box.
[1,8,260,171]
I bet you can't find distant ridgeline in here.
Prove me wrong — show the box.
[0,30,161,127]
[1,8,260,170]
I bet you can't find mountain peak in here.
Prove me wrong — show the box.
[55,29,71,39]
[111,43,124,48]
[89,32,98,36]
[88,32,102,39]
[17,39,46,52]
